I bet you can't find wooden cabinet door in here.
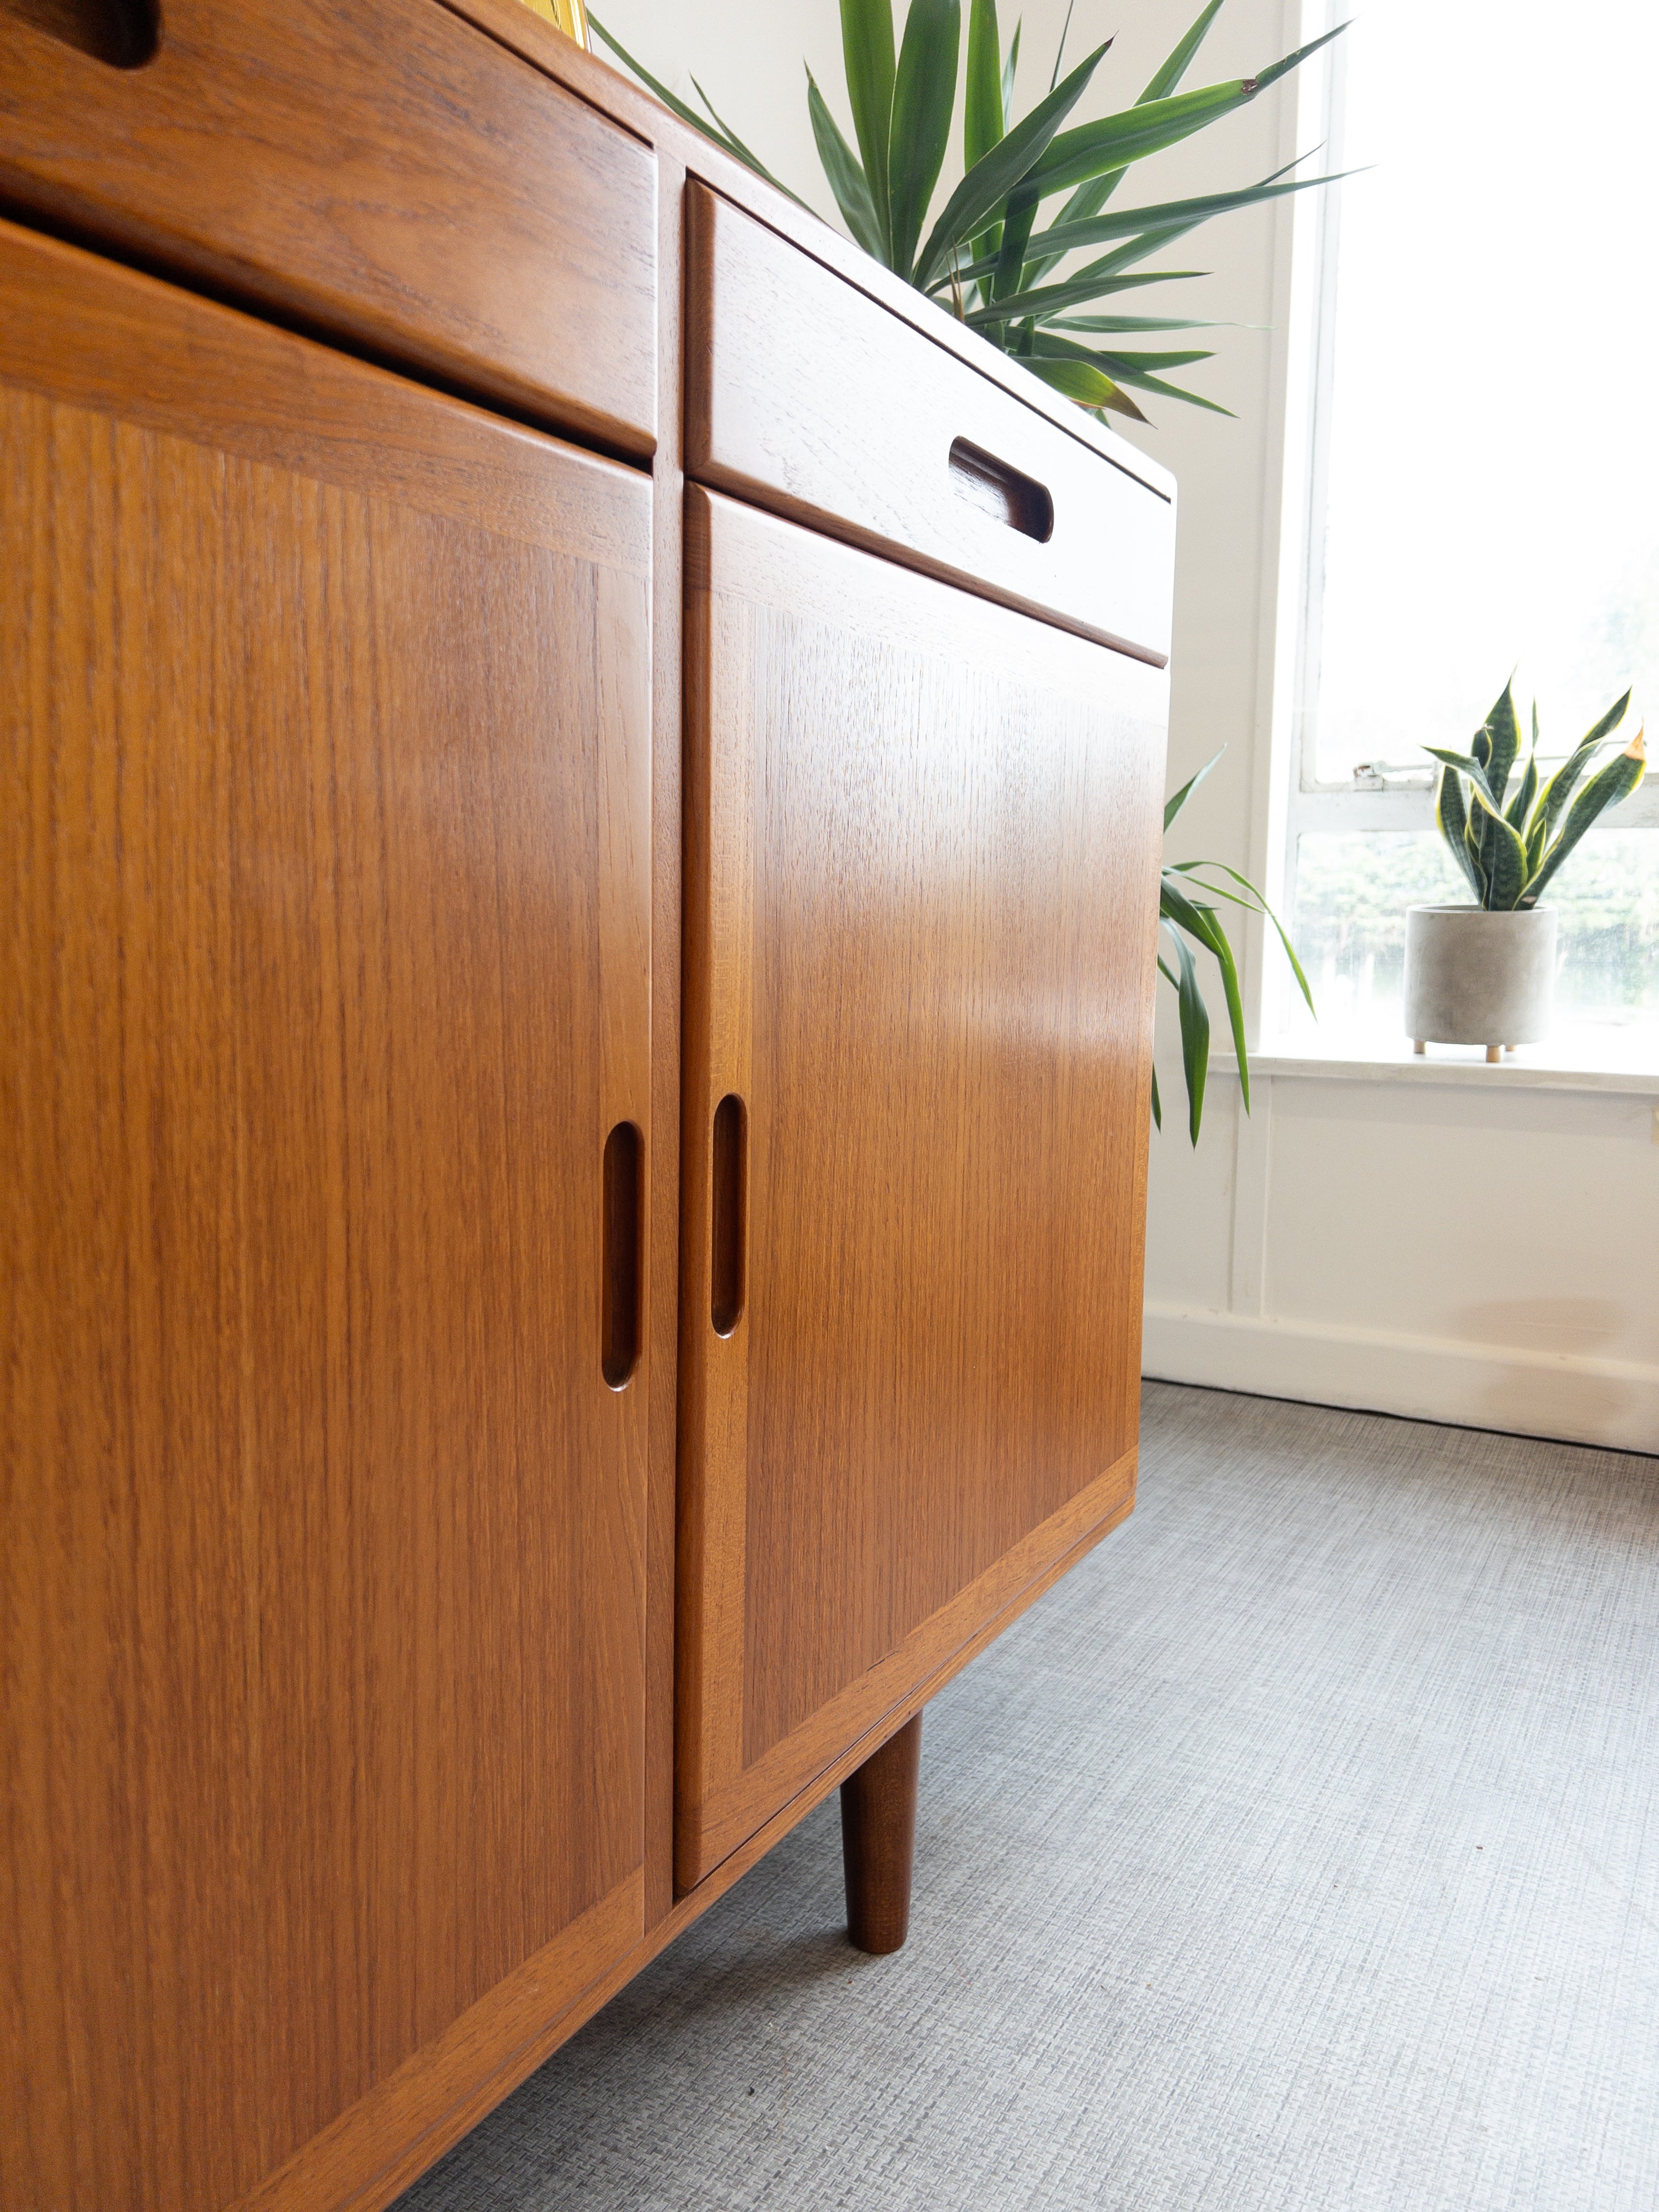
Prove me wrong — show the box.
[1,221,652,2212]
[677,488,1165,1888]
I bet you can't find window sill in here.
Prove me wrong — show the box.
[1213,1034,1659,1098]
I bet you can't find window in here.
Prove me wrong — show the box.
[1276,0,1658,1056]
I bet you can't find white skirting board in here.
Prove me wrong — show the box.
[1142,1303,1659,1459]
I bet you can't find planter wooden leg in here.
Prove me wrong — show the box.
[841,1712,922,1955]
[1486,1044,1502,1064]
[1413,1040,1426,1054]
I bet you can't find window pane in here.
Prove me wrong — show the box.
[1305,1,1659,785]
[1550,832,1659,1030]
[1286,832,1462,1039]
[1285,830,1659,1045]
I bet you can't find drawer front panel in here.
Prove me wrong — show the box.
[685,183,1174,664]
[0,0,657,454]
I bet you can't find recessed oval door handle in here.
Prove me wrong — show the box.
[948,437,1054,543]
[601,1120,642,1389]
[8,0,159,67]
[710,1093,747,1338]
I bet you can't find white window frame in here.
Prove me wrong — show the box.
[1265,0,1658,1048]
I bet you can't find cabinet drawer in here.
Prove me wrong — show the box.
[685,183,1173,664]
[0,0,657,454]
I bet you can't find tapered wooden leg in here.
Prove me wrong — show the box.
[841,1712,922,1955]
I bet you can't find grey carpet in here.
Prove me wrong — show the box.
[396,1383,1659,2212]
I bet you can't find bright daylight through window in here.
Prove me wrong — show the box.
[1278,0,1658,1062]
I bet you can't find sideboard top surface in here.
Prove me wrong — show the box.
[439,0,1177,505]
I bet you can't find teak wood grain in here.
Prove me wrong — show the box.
[684,184,1176,665]
[0,0,657,454]
[1,9,1185,2197]
[677,489,1166,1888]
[0,218,654,2212]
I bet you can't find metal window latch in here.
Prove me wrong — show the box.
[1352,762,1438,791]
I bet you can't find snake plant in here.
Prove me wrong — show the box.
[1426,681,1647,911]
[1159,751,1312,1144]
[592,0,1345,424]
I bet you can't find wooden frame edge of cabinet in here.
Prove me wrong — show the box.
[678,1451,1139,1892]
[228,1877,645,2212]
[245,1461,1134,2212]
[673,482,722,1882]
[641,134,691,1936]
[433,0,1174,505]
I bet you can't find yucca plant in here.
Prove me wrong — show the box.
[592,0,1345,423]
[591,3,1321,1138]
[1426,681,1647,910]
[1158,749,1312,1143]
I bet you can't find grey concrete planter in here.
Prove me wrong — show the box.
[1403,904,1557,1059]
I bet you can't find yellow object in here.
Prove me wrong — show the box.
[516,0,589,47]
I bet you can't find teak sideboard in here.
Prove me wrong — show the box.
[0,5,1175,2207]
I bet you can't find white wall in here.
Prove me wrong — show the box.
[597,0,1659,1455]
[1145,1071,1659,1453]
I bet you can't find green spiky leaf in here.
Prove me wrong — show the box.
[1020,353,1147,420]
[1423,746,1499,811]
[1168,856,1316,1013]
[1525,729,1647,902]
[1026,334,1231,413]
[808,70,887,257]
[1435,763,1483,899]
[1525,806,1550,879]
[945,169,1348,291]
[841,0,898,259]
[1164,747,1224,829]
[1463,809,1488,905]
[1023,0,1225,285]
[887,0,961,281]
[1534,688,1631,833]
[590,13,802,197]
[964,0,1005,171]
[915,35,1111,289]
[1051,312,1239,333]
[1142,0,1228,101]
[1481,681,1521,812]
[1468,781,1530,909]
[1166,926,1211,1146]
[1025,30,1344,199]
[1505,750,1538,831]
[1163,878,1249,1113]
